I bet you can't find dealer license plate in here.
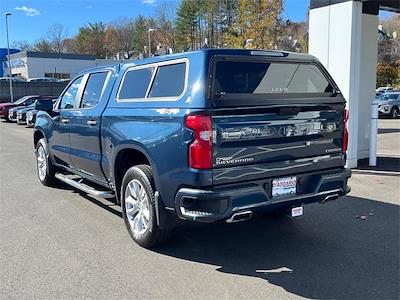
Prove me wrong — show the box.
[272,176,296,197]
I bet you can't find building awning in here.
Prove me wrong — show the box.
[310,0,400,14]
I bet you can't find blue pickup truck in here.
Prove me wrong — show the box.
[34,49,351,248]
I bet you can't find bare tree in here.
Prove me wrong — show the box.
[33,39,53,53]
[11,40,33,51]
[47,23,69,53]
[111,18,137,57]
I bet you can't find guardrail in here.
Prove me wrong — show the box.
[0,81,68,102]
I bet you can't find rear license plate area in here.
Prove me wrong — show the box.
[272,176,296,197]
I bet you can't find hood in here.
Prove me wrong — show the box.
[9,105,24,112]
[0,102,16,108]
[18,106,35,113]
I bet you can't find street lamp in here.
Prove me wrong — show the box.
[148,28,155,57]
[4,12,13,102]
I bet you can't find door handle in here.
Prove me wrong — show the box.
[87,119,97,126]
[61,118,69,124]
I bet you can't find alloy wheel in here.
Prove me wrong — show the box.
[36,146,47,181]
[124,179,150,236]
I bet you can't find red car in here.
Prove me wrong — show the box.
[0,95,54,121]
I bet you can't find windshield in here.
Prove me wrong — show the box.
[377,94,398,101]
[213,61,334,96]
[14,96,30,105]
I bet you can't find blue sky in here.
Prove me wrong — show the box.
[0,0,395,48]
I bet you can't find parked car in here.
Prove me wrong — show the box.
[17,104,36,125]
[377,92,400,118]
[376,86,394,97]
[8,105,28,122]
[26,99,57,127]
[27,77,60,83]
[33,49,351,248]
[0,76,25,82]
[0,95,38,121]
[7,96,54,122]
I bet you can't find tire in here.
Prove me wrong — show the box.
[121,164,173,248]
[391,107,399,119]
[35,138,56,186]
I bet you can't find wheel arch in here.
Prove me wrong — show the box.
[112,145,159,204]
[33,129,45,148]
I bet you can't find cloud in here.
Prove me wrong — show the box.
[141,0,156,5]
[15,6,40,17]
[86,5,93,9]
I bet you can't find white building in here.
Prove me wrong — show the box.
[3,51,129,80]
[309,0,399,168]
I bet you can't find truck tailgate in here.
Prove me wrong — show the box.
[212,103,346,185]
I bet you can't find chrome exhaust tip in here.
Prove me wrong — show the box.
[320,193,340,203]
[226,210,253,223]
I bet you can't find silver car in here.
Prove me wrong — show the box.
[377,92,400,118]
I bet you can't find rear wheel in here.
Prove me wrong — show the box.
[35,138,56,186]
[121,165,173,248]
[391,107,399,118]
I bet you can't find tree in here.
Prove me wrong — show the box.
[225,0,284,49]
[47,23,69,53]
[377,63,399,87]
[132,16,146,54]
[155,1,177,51]
[76,22,107,57]
[104,25,120,57]
[175,0,202,51]
[10,40,33,51]
[33,39,53,52]
[63,38,78,53]
[277,20,308,52]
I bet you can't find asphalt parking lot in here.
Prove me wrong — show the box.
[0,119,399,300]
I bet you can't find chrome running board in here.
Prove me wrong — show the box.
[55,173,115,199]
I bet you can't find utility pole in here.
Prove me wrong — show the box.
[148,28,155,57]
[4,12,13,102]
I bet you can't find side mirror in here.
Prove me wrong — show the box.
[35,100,54,112]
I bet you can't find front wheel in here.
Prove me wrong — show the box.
[35,138,56,186]
[121,165,173,248]
[391,107,399,119]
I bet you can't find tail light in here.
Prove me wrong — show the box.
[343,109,349,152]
[185,115,212,169]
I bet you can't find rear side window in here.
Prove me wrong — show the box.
[118,67,154,99]
[81,72,109,108]
[214,61,333,95]
[148,63,186,98]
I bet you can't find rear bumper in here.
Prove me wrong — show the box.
[174,168,351,222]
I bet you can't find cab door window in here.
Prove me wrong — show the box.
[80,72,109,109]
[60,76,83,109]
